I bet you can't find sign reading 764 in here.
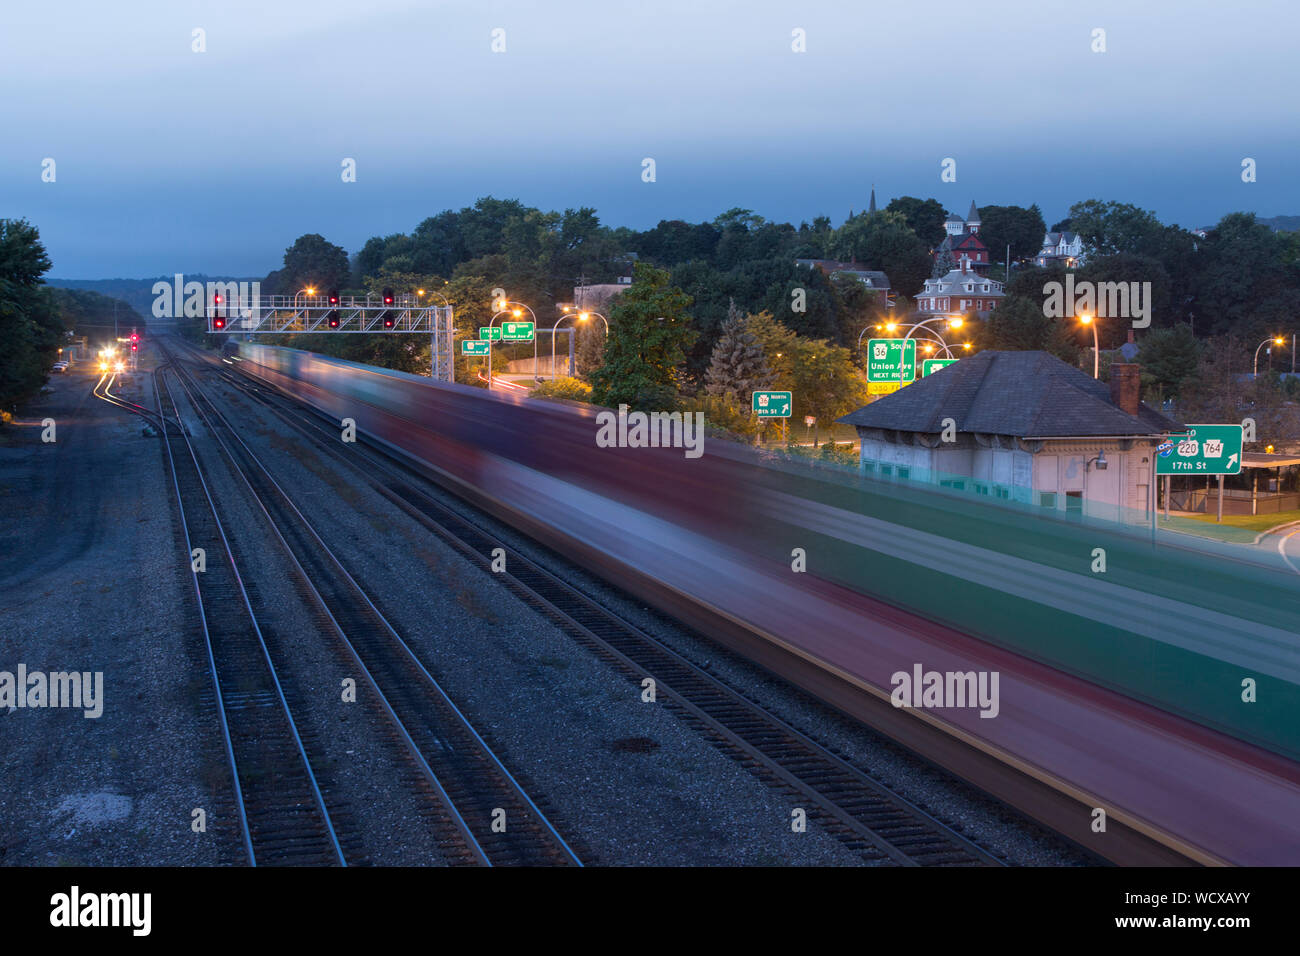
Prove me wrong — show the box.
[1155,424,1243,475]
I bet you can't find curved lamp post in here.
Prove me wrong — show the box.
[553,308,609,380]
[1255,336,1286,376]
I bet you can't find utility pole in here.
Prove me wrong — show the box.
[1006,244,1011,283]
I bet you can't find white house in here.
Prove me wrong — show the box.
[838,351,1183,524]
[1034,231,1087,268]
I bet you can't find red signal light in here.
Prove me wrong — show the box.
[382,287,394,306]
[131,343,138,352]
[213,293,223,305]
[130,333,138,343]
[328,291,340,306]
[383,315,395,329]
[328,310,340,329]
[213,317,226,330]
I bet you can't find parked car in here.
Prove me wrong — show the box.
[51,362,68,373]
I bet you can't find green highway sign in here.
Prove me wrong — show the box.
[922,358,958,376]
[461,339,490,355]
[501,321,535,341]
[752,390,792,418]
[478,326,502,341]
[1156,424,1243,475]
[866,339,916,383]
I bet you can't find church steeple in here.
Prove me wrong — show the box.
[869,186,877,215]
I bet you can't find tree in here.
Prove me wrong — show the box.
[786,336,869,446]
[275,233,350,295]
[977,204,1046,264]
[931,242,956,278]
[589,263,696,409]
[1067,200,1165,258]
[744,311,797,386]
[885,197,948,248]
[1137,324,1200,402]
[705,306,773,399]
[830,211,932,297]
[0,219,63,411]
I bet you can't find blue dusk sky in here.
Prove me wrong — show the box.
[1,0,1297,277]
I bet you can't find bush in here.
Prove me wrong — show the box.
[684,393,759,439]
[530,376,593,403]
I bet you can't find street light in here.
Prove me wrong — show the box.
[895,316,966,386]
[553,309,608,380]
[487,299,539,386]
[1254,336,1286,376]
[1078,314,1101,379]
[294,286,317,326]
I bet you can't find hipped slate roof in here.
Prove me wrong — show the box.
[839,350,1183,438]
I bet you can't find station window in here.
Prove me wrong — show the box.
[994,486,1010,499]
[880,464,893,477]
[897,467,910,480]
[939,478,966,490]
[1066,491,1083,515]
[1039,492,1057,508]
[973,482,989,495]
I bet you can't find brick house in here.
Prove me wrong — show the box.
[916,258,1004,316]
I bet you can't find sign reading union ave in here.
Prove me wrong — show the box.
[866,339,916,383]
[1155,424,1244,476]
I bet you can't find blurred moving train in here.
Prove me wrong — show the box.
[224,341,1300,864]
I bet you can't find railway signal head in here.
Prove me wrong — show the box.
[383,313,395,329]
[328,310,340,329]
[328,290,340,306]
[131,343,138,352]
[382,287,394,306]
[213,292,223,306]
[213,317,226,330]
[130,332,139,344]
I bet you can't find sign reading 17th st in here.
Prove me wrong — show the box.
[1156,424,1243,475]
[752,391,792,418]
[866,339,916,383]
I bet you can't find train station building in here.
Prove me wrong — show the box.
[838,350,1184,523]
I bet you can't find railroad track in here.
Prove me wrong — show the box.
[155,365,345,866]
[212,349,1004,867]
[163,345,581,867]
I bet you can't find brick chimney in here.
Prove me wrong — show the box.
[1110,363,1141,417]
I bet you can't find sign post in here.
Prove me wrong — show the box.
[866,339,916,394]
[753,390,792,444]
[1155,424,1244,523]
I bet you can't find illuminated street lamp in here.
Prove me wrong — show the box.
[553,308,608,381]
[487,299,539,386]
[294,286,317,325]
[1254,336,1286,376]
[1079,313,1099,379]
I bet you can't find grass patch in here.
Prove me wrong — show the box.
[1181,508,1300,534]
[1162,508,1300,542]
